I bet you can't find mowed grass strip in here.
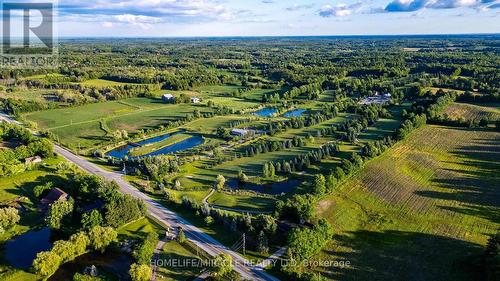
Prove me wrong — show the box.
[315,125,500,281]
[129,133,192,157]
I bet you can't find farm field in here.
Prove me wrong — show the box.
[0,89,60,103]
[444,102,500,121]
[315,125,500,281]
[77,79,142,87]
[24,98,212,149]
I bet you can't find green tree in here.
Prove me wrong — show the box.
[212,254,233,277]
[238,170,248,183]
[0,207,20,230]
[326,174,337,192]
[46,199,74,229]
[73,273,103,281]
[81,210,103,230]
[176,228,186,244]
[70,231,90,256]
[256,231,269,254]
[32,251,62,276]
[133,232,158,265]
[129,263,152,281]
[204,216,214,226]
[52,240,76,262]
[313,174,326,195]
[215,175,226,190]
[88,226,117,253]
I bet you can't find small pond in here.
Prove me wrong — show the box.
[4,227,53,269]
[253,108,278,117]
[227,179,301,195]
[106,132,204,159]
[283,109,307,118]
[49,250,133,281]
[141,135,204,158]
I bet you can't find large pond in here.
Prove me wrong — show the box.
[106,132,204,159]
[227,179,301,195]
[253,108,278,117]
[4,227,53,269]
[283,109,307,118]
[49,250,133,281]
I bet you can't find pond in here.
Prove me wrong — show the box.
[49,250,132,281]
[4,227,53,269]
[226,179,301,195]
[283,109,307,118]
[106,132,204,159]
[141,135,204,158]
[253,107,278,117]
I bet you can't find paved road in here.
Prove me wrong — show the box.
[0,112,279,281]
[55,145,280,281]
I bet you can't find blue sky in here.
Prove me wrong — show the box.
[6,0,500,36]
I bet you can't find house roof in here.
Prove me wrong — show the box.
[41,187,69,205]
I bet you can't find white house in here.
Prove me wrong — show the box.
[230,128,251,137]
[191,97,201,104]
[162,94,175,102]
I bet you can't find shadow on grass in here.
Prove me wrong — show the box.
[415,130,500,224]
[320,230,483,281]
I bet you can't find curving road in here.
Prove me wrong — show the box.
[0,112,279,281]
[55,145,280,281]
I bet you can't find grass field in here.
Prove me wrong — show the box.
[444,102,500,121]
[157,240,205,281]
[77,79,142,87]
[207,191,276,212]
[24,98,212,150]
[0,89,60,103]
[182,115,252,135]
[315,125,500,280]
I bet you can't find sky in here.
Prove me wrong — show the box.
[4,0,500,37]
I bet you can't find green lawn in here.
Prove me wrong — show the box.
[24,98,214,150]
[77,79,142,87]
[117,217,163,239]
[182,115,252,135]
[24,101,137,129]
[315,125,500,281]
[157,240,205,281]
[206,96,260,111]
[208,191,276,212]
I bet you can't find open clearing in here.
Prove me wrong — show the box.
[316,125,500,281]
[24,98,212,149]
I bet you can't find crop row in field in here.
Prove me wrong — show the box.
[315,125,500,281]
[444,102,500,121]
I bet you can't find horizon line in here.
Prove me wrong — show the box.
[56,32,500,39]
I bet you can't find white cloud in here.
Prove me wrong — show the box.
[319,2,364,17]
